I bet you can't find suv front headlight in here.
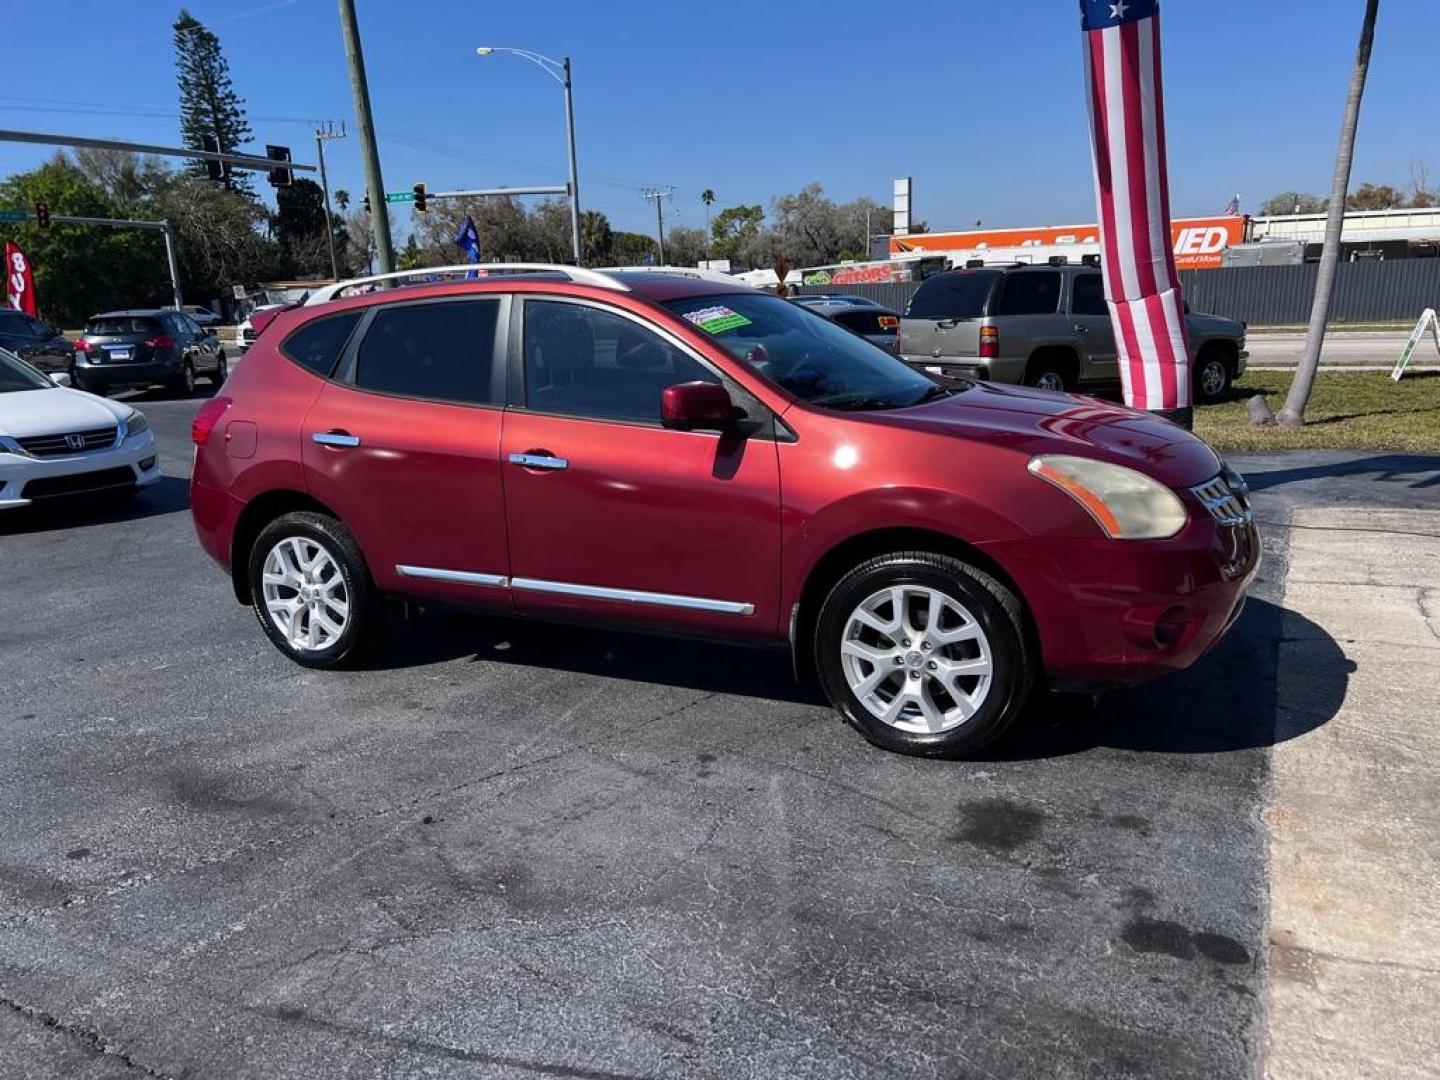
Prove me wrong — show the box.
[123,411,150,438]
[1028,454,1187,540]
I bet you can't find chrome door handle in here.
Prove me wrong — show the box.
[508,452,568,471]
[312,431,361,448]
[1074,324,1090,334]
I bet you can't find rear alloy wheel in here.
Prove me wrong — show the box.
[211,352,228,386]
[170,360,197,397]
[815,551,1034,757]
[1025,356,1072,393]
[1193,349,1232,404]
[248,511,379,668]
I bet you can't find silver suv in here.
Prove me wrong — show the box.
[899,265,1247,403]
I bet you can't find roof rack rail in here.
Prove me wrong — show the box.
[303,263,628,306]
[595,265,753,288]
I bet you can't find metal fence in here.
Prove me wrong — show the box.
[796,258,1440,325]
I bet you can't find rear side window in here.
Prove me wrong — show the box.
[354,300,500,405]
[994,272,1062,316]
[833,311,897,335]
[905,272,999,320]
[86,316,160,335]
[1071,274,1107,316]
[281,311,363,377]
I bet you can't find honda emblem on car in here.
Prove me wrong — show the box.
[65,433,85,450]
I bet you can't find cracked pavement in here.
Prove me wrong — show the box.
[2,400,1436,1079]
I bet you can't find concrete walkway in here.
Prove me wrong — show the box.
[1266,507,1440,1079]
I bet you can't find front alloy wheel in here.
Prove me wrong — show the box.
[1194,352,1231,404]
[249,511,379,668]
[815,551,1034,757]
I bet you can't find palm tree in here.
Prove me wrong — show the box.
[1276,0,1380,427]
[701,188,716,258]
[334,188,350,212]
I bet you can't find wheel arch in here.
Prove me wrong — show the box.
[229,489,341,604]
[791,526,1039,681]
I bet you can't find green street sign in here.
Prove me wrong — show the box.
[384,191,415,204]
[0,210,28,223]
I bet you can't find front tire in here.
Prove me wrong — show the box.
[211,351,228,386]
[814,551,1035,757]
[248,511,379,669]
[1193,347,1232,404]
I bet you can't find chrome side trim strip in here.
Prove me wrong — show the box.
[511,577,754,615]
[396,565,509,587]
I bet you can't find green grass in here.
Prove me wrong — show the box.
[1195,369,1440,453]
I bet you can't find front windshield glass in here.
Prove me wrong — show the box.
[664,293,953,411]
[0,348,53,393]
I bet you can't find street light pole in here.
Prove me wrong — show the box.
[476,47,582,265]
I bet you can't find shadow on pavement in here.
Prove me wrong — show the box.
[372,595,1345,755]
[1242,452,1440,492]
[0,475,190,536]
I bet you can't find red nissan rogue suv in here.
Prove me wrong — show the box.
[191,265,1257,757]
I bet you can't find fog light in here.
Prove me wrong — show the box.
[139,456,157,471]
[1154,605,1188,648]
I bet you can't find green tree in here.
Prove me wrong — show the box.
[580,210,613,265]
[396,234,427,270]
[1260,191,1327,215]
[709,204,764,261]
[174,9,254,195]
[334,188,351,212]
[274,177,331,275]
[664,226,707,266]
[611,230,658,266]
[0,156,167,328]
[1345,181,1405,210]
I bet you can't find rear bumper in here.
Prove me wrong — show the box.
[191,474,245,574]
[904,355,1027,384]
[0,431,161,509]
[75,356,179,388]
[981,516,1259,687]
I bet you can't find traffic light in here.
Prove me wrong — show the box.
[202,133,228,182]
[363,192,371,215]
[413,182,427,213]
[34,201,50,229]
[265,144,293,188]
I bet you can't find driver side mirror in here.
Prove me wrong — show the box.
[51,371,72,387]
[661,381,737,432]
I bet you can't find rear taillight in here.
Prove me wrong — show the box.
[979,326,1000,360]
[191,396,232,446]
[145,334,175,348]
[73,339,90,353]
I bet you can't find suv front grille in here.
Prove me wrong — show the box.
[15,426,118,457]
[1191,469,1252,527]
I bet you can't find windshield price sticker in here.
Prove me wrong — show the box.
[684,305,751,334]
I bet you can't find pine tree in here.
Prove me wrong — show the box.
[174,9,254,195]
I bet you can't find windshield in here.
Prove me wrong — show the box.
[0,348,54,393]
[665,293,951,411]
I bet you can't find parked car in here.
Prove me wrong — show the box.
[0,348,160,510]
[794,294,889,311]
[0,308,73,377]
[181,304,224,328]
[191,264,1257,758]
[899,265,1247,403]
[238,303,288,349]
[803,300,901,352]
[73,309,227,396]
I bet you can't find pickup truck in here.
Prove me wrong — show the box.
[899,264,1246,403]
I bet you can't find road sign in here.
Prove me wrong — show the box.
[384,191,415,204]
[0,209,28,223]
[1393,308,1440,382]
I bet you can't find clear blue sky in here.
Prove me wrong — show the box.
[2,0,1434,239]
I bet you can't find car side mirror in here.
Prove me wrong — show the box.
[661,381,737,432]
[51,371,72,387]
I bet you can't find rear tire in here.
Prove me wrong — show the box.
[169,360,197,398]
[211,352,228,386]
[1025,354,1073,393]
[248,511,381,669]
[814,551,1035,757]
[1193,347,1232,404]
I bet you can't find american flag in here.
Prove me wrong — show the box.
[1224,193,1241,216]
[1081,0,1190,412]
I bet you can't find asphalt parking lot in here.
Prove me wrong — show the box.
[2,394,1430,1079]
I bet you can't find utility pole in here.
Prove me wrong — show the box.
[336,0,393,273]
[315,121,346,280]
[562,57,582,265]
[643,188,672,264]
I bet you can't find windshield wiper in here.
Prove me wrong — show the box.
[911,384,954,406]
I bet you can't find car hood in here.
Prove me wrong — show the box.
[867,381,1223,488]
[0,387,129,438]
[1188,311,1243,335]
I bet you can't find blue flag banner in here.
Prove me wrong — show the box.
[1079,0,1159,32]
[455,216,481,278]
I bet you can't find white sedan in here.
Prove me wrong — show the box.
[0,349,161,511]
